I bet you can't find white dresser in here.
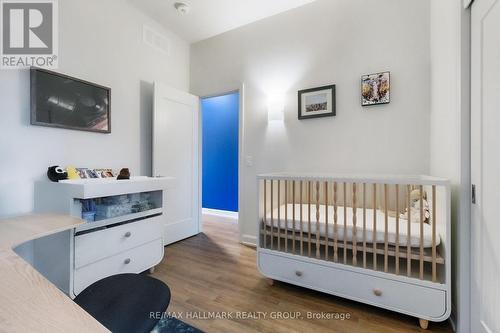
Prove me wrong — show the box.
[34,177,171,297]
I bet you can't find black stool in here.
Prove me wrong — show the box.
[75,273,170,333]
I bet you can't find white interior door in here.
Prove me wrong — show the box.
[471,0,500,332]
[153,82,200,245]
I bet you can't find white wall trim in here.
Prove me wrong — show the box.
[202,208,238,219]
[202,208,238,224]
[458,4,471,333]
[241,234,257,247]
[238,83,246,245]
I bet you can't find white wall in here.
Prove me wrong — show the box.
[430,0,470,331]
[0,0,189,217]
[190,0,431,243]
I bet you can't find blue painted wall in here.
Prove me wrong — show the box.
[202,92,239,212]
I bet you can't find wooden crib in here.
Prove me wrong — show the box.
[257,173,451,329]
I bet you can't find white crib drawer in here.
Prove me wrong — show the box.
[73,238,163,296]
[75,216,162,269]
[258,251,447,319]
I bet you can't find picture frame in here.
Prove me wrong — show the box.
[361,71,390,106]
[298,84,336,120]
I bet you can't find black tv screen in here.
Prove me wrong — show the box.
[30,68,111,133]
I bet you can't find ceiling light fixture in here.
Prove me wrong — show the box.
[174,2,190,15]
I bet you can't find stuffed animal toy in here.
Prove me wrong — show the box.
[117,168,130,180]
[66,166,80,180]
[47,166,68,182]
[399,188,430,223]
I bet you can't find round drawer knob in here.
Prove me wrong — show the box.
[124,232,132,238]
[124,258,131,265]
[373,289,383,297]
[295,271,303,277]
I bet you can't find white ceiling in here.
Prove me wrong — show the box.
[129,0,317,43]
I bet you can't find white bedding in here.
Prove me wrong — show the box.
[264,204,440,248]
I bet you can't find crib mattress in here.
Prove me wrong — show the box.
[264,204,440,248]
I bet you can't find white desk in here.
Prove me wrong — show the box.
[0,214,109,332]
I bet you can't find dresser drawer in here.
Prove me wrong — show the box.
[73,238,163,295]
[258,251,447,319]
[75,216,162,269]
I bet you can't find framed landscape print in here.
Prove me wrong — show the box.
[298,84,336,120]
[361,71,390,106]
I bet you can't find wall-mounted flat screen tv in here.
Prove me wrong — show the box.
[30,68,111,133]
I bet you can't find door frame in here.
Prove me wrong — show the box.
[199,84,246,243]
[458,3,472,333]
[441,2,473,332]
[470,0,500,332]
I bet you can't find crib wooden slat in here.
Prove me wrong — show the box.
[263,229,445,264]
[285,180,288,253]
[352,183,357,266]
[407,185,412,277]
[316,181,320,259]
[263,179,267,249]
[259,177,442,284]
[343,182,347,265]
[277,180,281,252]
[419,185,424,280]
[308,181,312,257]
[292,181,296,253]
[395,184,400,275]
[333,182,338,263]
[300,181,304,256]
[384,184,388,273]
[270,180,274,250]
[363,183,367,269]
[432,185,437,282]
[325,181,329,260]
[373,184,377,270]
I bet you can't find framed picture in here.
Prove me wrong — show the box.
[298,85,336,120]
[361,71,390,106]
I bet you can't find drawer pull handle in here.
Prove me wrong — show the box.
[295,271,303,277]
[124,258,131,265]
[124,232,132,238]
[373,289,383,297]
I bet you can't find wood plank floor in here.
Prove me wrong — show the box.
[151,220,453,333]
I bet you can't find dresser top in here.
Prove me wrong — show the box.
[36,176,175,199]
[58,176,169,184]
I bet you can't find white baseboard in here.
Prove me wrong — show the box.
[202,208,238,224]
[241,234,257,247]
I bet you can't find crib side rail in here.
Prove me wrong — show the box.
[258,175,450,284]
